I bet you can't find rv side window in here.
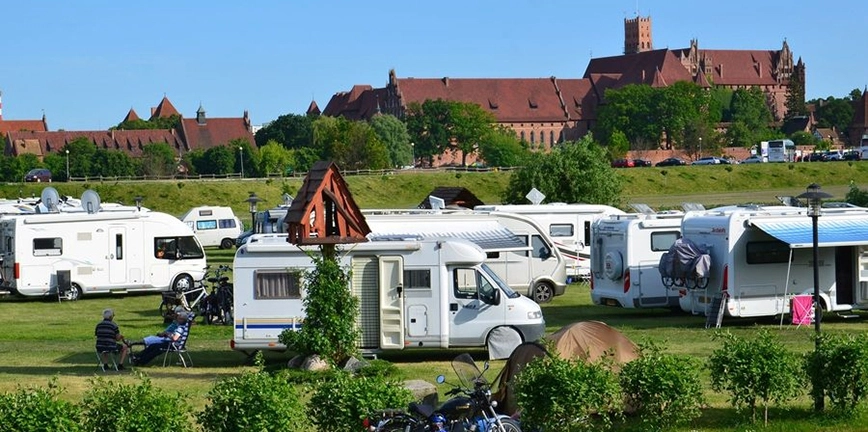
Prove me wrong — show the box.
[486,252,500,259]
[255,270,302,299]
[196,220,218,231]
[746,241,791,264]
[404,269,431,289]
[549,224,574,238]
[452,268,498,304]
[33,238,62,256]
[176,236,205,259]
[115,234,123,260]
[218,219,237,229]
[155,238,175,259]
[531,235,551,259]
[650,231,680,252]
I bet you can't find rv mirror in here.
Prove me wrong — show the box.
[492,289,501,305]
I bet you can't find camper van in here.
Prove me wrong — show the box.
[180,206,242,249]
[677,205,868,318]
[474,203,625,280]
[362,209,567,303]
[590,211,684,309]
[0,208,207,300]
[231,235,545,354]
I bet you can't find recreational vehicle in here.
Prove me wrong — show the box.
[231,235,546,356]
[475,203,625,280]
[590,211,684,309]
[677,205,868,319]
[0,206,207,300]
[180,206,242,249]
[362,209,567,303]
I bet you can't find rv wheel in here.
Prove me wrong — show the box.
[532,282,554,303]
[172,275,194,292]
[64,284,82,301]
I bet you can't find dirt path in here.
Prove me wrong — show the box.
[626,185,851,209]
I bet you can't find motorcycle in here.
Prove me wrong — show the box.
[364,353,521,432]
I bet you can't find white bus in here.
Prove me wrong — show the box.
[767,139,796,162]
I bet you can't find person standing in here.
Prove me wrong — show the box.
[95,308,129,370]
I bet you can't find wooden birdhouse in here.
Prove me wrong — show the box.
[285,161,370,245]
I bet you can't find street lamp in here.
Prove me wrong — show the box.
[410,142,415,168]
[239,146,244,178]
[698,137,703,159]
[133,196,143,212]
[244,192,262,232]
[65,149,70,181]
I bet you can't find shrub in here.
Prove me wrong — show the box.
[804,333,868,415]
[198,366,307,432]
[846,181,868,207]
[620,341,704,431]
[0,379,81,432]
[307,371,413,432]
[514,354,622,432]
[80,376,192,432]
[279,248,360,365]
[708,330,801,424]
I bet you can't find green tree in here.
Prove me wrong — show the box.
[196,146,235,175]
[449,101,497,166]
[313,116,389,170]
[477,126,528,167]
[62,138,99,177]
[502,135,621,205]
[726,87,776,148]
[139,142,177,177]
[181,148,205,176]
[95,150,136,177]
[258,139,293,175]
[606,129,630,160]
[785,64,806,119]
[114,114,181,131]
[810,94,856,139]
[369,114,412,168]
[405,99,497,166]
[594,84,660,147]
[233,138,259,178]
[655,81,715,150]
[255,113,315,149]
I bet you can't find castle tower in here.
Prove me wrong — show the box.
[624,16,653,54]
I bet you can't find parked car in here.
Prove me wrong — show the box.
[740,155,765,164]
[24,168,52,182]
[633,159,653,167]
[611,159,635,168]
[691,156,724,165]
[803,152,827,162]
[825,151,843,161]
[842,150,862,161]
[655,157,687,167]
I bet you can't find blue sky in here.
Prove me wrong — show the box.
[2,1,866,131]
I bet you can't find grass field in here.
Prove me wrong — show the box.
[4,246,868,430]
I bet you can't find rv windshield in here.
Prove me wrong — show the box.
[481,263,520,299]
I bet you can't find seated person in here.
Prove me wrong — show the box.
[95,308,129,370]
[129,311,190,366]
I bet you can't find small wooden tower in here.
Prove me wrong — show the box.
[285,161,370,245]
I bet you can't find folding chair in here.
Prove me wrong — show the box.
[791,294,814,328]
[162,314,194,367]
[96,349,119,372]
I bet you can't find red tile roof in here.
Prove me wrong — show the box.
[150,96,180,119]
[6,129,184,157]
[179,117,254,151]
[584,49,693,87]
[123,108,140,123]
[0,119,47,134]
[322,85,388,120]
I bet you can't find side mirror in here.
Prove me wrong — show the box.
[540,248,551,260]
[492,289,501,306]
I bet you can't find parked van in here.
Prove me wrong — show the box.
[677,205,868,318]
[474,203,625,280]
[590,211,684,309]
[231,235,545,356]
[362,209,567,303]
[180,206,242,249]
[0,207,207,300]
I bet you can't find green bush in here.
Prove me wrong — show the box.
[708,330,802,424]
[307,371,413,432]
[80,376,192,432]
[514,354,623,432]
[619,341,704,431]
[804,333,868,414]
[846,181,868,207]
[198,367,307,432]
[0,379,81,432]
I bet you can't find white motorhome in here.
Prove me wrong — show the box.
[180,206,242,249]
[362,209,567,303]
[231,235,545,356]
[677,205,868,318]
[0,203,207,300]
[590,211,684,309]
[475,203,625,280]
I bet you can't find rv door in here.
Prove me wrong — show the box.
[378,256,405,349]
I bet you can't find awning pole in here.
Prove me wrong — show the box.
[780,248,795,327]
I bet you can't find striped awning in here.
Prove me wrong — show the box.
[751,218,868,248]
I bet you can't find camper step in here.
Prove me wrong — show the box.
[836,313,861,319]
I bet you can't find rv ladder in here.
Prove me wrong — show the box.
[705,293,727,329]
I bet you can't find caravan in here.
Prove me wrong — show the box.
[180,206,242,249]
[362,209,567,303]
[590,211,684,309]
[231,235,545,354]
[474,203,625,280]
[0,190,206,300]
[677,205,868,318]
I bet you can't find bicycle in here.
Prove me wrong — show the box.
[158,276,208,323]
[199,265,233,325]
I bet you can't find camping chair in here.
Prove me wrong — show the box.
[791,294,814,328]
[161,313,194,367]
[95,348,119,372]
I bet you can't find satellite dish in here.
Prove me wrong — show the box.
[81,189,102,214]
[429,195,446,211]
[40,187,61,213]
